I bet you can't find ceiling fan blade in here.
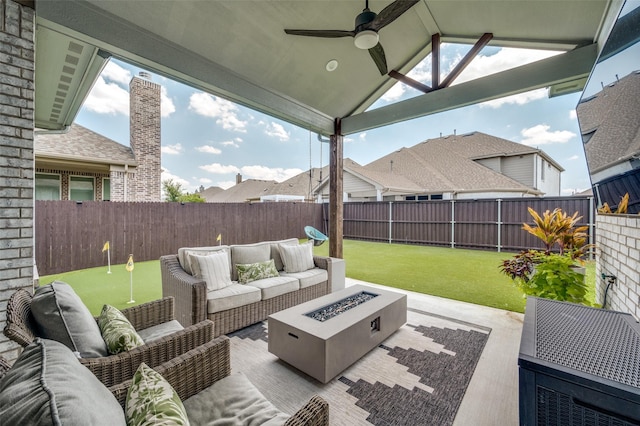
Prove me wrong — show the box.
[368,43,388,75]
[369,0,420,31]
[284,29,355,38]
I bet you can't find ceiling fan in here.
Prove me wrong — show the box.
[284,0,419,75]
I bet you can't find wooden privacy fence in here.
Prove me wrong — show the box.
[35,201,323,275]
[35,196,594,275]
[328,196,595,253]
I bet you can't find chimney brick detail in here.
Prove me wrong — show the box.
[129,76,161,201]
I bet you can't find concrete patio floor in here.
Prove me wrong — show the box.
[233,278,524,425]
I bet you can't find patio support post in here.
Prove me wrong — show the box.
[329,118,344,259]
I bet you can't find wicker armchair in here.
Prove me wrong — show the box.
[3,289,215,387]
[109,336,330,426]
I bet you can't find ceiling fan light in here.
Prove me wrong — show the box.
[354,30,379,50]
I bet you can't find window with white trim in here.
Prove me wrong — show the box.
[69,176,95,201]
[35,173,61,200]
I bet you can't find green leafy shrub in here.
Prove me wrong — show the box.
[500,207,591,305]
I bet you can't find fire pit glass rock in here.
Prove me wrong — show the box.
[305,291,378,322]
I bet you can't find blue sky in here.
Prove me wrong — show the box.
[75,43,602,195]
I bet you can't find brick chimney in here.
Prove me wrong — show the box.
[236,173,242,184]
[129,72,161,201]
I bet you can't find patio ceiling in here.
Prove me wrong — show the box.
[34,0,620,135]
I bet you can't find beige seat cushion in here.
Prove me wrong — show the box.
[246,275,299,300]
[183,372,289,426]
[206,284,262,314]
[136,320,184,343]
[280,268,328,289]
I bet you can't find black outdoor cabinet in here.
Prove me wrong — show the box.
[518,297,640,425]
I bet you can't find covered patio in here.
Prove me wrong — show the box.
[0,0,634,423]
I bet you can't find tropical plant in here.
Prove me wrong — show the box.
[598,193,629,214]
[500,207,592,305]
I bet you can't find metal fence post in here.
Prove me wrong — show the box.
[388,201,393,244]
[497,198,502,252]
[451,199,455,248]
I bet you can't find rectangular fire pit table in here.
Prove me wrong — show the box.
[268,284,407,383]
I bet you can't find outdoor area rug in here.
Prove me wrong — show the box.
[227,308,491,425]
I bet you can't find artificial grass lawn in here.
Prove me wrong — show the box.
[41,240,596,315]
[40,260,162,316]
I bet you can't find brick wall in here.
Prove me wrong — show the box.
[595,214,640,317]
[0,0,34,361]
[129,75,161,201]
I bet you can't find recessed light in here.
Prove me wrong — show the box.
[326,60,338,72]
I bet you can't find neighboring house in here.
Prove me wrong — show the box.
[34,74,162,202]
[201,168,328,203]
[315,131,563,202]
[203,174,278,203]
[577,70,640,210]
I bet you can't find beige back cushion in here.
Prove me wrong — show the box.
[189,251,233,291]
[178,245,230,275]
[230,243,271,281]
[269,238,299,271]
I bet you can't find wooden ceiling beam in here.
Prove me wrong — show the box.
[431,33,440,88]
[440,32,493,88]
[388,70,432,94]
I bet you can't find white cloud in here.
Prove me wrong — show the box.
[188,92,247,132]
[454,47,559,85]
[567,155,580,161]
[480,88,547,108]
[221,138,241,148]
[265,122,290,141]
[240,165,303,182]
[199,163,241,174]
[102,61,132,85]
[196,145,222,154]
[569,110,577,120]
[198,178,213,184]
[161,143,183,155]
[520,124,576,146]
[161,86,176,118]
[218,180,236,190]
[83,76,130,115]
[161,170,189,188]
[380,82,406,102]
[359,132,367,141]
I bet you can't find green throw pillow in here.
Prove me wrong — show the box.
[236,259,279,284]
[98,304,144,355]
[126,363,190,426]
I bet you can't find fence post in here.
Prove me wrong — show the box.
[497,198,502,252]
[451,199,455,248]
[388,201,393,244]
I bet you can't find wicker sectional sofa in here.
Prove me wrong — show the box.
[161,238,343,336]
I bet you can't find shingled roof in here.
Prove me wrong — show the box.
[205,179,278,203]
[577,70,640,173]
[264,167,328,200]
[364,132,557,195]
[35,123,136,166]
